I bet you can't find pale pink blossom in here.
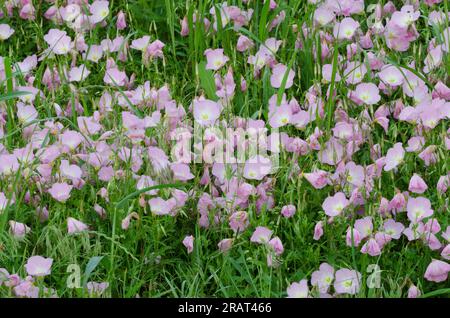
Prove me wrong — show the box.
[408,174,428,194]
[407,197,433,223]
[313,221,324,240]
[287,279,309,298]
[25,256,53,277]
[205,48,229,71]
[250,226,273,244]
[67,217,88,234]
[322,192,349,217]
[48,182,73,202]
[333,17,359,40]
[0,24,14,41]
[281,205,296,218]
[334,269,361,295]
[384,142,405,171]
[183,235,194,254]
[270,64,295,89]
[424,259,450,282]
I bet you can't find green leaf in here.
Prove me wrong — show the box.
[198,61,218,101]
[0,91,32,102]
[82,256,104,287]
[258,0,271,42]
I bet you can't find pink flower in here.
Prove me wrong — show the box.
[17,102,39,124]
[60,4,81,22]
[229,211,249,233]
[94,204,106,219]
[408,174,428,194]
[0,154,19,175]
[121,212,138,230]
[281,205,296,218]
[13,280,39,298]
[260,37,282,57]
[68,64,90,82]
[89,0,110,24]
[250,226,272,244]
[44,29,72,55]
[407,285,421,298]
[25,256,53,277]
[270,64,295,89]
[48,182,73,202]
[236,35,254,52]
[269,104,292,128]
[314,6,335,26]
[85,45,103,63]
[243,155,272,180]
[345,161,365,187]
[149,197,175,215]
[354,217,373,239]
[9,221,30,239]
[322,64,341,83]
[205,48,229,71]
[67,217,88,234]
[218,238,234,253]
[407,197,433,223]
[180,16,189,36]
[303,170,329,189]
[378,65,404,87]
[374,232,392,249]
[103,67,127,86]
[146,40,165,60]
[405,136,425,152]
[60,160,82,181]
[215,67,236,99]
[360,238,381,256]
[424,218,441,234]
[286,279,309,298]
[424,259,450,283]
[383,219,405,239]
[171,163,195,181]
[116,10,127,30]
[353,83,381,105]
[441,245,450,260]
[183,235,194,254]
[77,115,102,136]
[346,227,362,247]
[0,24,14,41]
[322,192,349,216]
[60,130,83,151]
[318,137,344,166]
[193,99,221,126]
[418,145,437,167]
[333,17,360,40]
[311,263,334,293]
[334,269,361,295]
[344,62,366,84]
[148,147,170,172]
[313,221,324,240]
[131,36,151,51]
[437,175,449,194]
[389,192,407,213]
[384,142,405,171]
[269,237,284,256]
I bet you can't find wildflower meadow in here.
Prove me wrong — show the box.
[0,0,449,299]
